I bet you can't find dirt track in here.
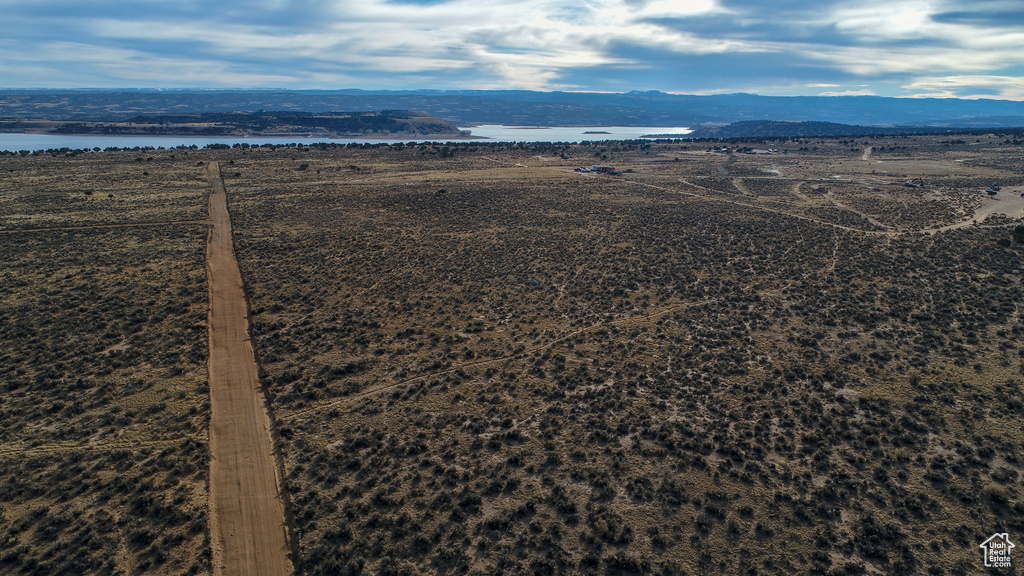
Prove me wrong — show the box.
[0,219,211,233]
[205,162,293,576]
[931,187,1024,233]
[285,297,720,421]
[0,437,193,459]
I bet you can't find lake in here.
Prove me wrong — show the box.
[0,125,692,152]
[464,125,693,142]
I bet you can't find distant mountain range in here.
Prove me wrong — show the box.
[2,89,1024,129]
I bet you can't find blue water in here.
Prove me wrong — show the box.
[0,125,692,152]
[465,125,692,142]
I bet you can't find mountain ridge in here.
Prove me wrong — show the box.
[2,89,1024,128]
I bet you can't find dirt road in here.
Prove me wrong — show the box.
[205,162,293,576]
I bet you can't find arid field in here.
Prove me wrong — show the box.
[1,150,211,574]
[2,134,1023,575]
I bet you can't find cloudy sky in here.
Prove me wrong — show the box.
[2,0,1023,99]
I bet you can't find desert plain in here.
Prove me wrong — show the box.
[1,133,1023,575]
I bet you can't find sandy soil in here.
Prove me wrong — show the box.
[205,162,293,576]
[932,186,1024,233]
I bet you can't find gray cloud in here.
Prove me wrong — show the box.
[0,0,1021,99]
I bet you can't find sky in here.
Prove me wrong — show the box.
[2,0,1024,99]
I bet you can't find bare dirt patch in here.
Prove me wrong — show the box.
[932,186,1024,233]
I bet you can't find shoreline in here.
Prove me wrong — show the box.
[1,128,482,140]
[0,125,694,151]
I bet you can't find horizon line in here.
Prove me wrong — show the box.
[2,87,1024,103]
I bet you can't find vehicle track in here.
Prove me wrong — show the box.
[0,437,195,459]
[205,162,293,576]
[825,192,893,231]
[662,177,889,234]
[0,219,211,234]
[929,187,1024,234]
[283,297,721,421]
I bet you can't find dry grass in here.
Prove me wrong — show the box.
[0,151,211,575]
[0,149,208,229]
[220,137,1022,575]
